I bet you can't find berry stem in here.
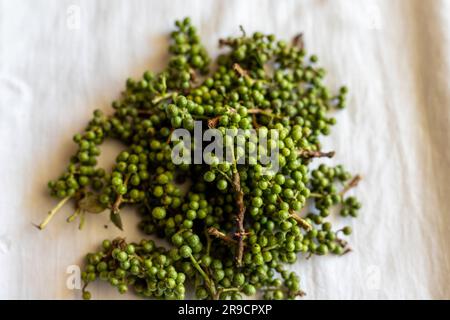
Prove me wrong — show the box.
[251,114,261,128]
[38,195,72,230]
[112,174,130,214]
[289,210,312,231]
[334,236,352,255]
[204,229,212,256]
[207,116,221,129]
[152,92,174,105]
[308,192,323,198]
[262,244,279,252]
[292,33,304,49]
[339,175,362,196]
[298,149,335,159]
[277,193,311,231]
[247,108,282,119]
[66,208,81,223]
[207,227,239,245]
[189,253,218,299]
[231,158,246,267]
[216,169,233,185]
[218,38,235,47]
[232,63,249,78]
[78,211,86,230]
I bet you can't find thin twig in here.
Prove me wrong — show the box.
[252,114,260,128]
[339,175,362,196]
[207,227,239,245]
[78,211,86,230]
[66,208,81,223]
[219,38,235,47]
[232,63,254,84]
[292,33,304,50]
[231,159,246,267]
[264,287,307,298]
[298,149,335,159]
[294,290,307,297]
[208,107,275,128]
[166,128,174,144]
[205,229,212,256]
[342,248,352,255]
[207,116,221,129]
[335,237,352,255]
[308,192,323,198]
[239,25,246,37]
[151,92,174,105]
[247,108,269,114]
[335,237,348,248]
[112,174,130,214]
[219,287,241,294]
[276,193,311,231]
[189,253,218,299]
[37,195,72,230]
[216,169,234,185]
[289,210,312,231]
[233,63,249,77]
[189,68,198,84]
[247,108,281,118]
[137,110,154,115]
[262,244,279,252]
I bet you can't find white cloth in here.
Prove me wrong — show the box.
[1,0,449,299]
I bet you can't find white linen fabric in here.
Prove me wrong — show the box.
[0,0,449,299]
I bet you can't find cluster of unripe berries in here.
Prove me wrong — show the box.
[42,18,361,300]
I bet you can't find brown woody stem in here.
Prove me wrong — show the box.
[247,108,281,118]
[232,63,254,84]
[340,175,362,196]
[292,33,304,50]
[207,116,222,129]
[219,38,235,47]
[298,149,335,159]
[207,227,238,245]
[289,210,312,231]
[233,63,249,77]
[231,160,246,267]
[277,193,311,231]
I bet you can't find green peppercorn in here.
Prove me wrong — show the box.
[47,18,362,302]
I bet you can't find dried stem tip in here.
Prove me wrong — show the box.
[207,227,238,245]
[298,149,335,159]
[340,175,362,196]
[232,168,246,267]
[232,63,249,78]
[289,211,312,231]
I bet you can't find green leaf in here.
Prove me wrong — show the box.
[110,211,123,230]
[78,193,106,214]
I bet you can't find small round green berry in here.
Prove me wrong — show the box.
[179,245,192,258]
[82,291,92,300]
[342,226,352,235]
[152,207,166,220]
[116,251,128,262]
[216,179,228,190]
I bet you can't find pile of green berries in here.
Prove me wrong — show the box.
[82,238,186,300]
[40,18,361,300]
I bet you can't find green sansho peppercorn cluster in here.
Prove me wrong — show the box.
[40,17,362,300]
